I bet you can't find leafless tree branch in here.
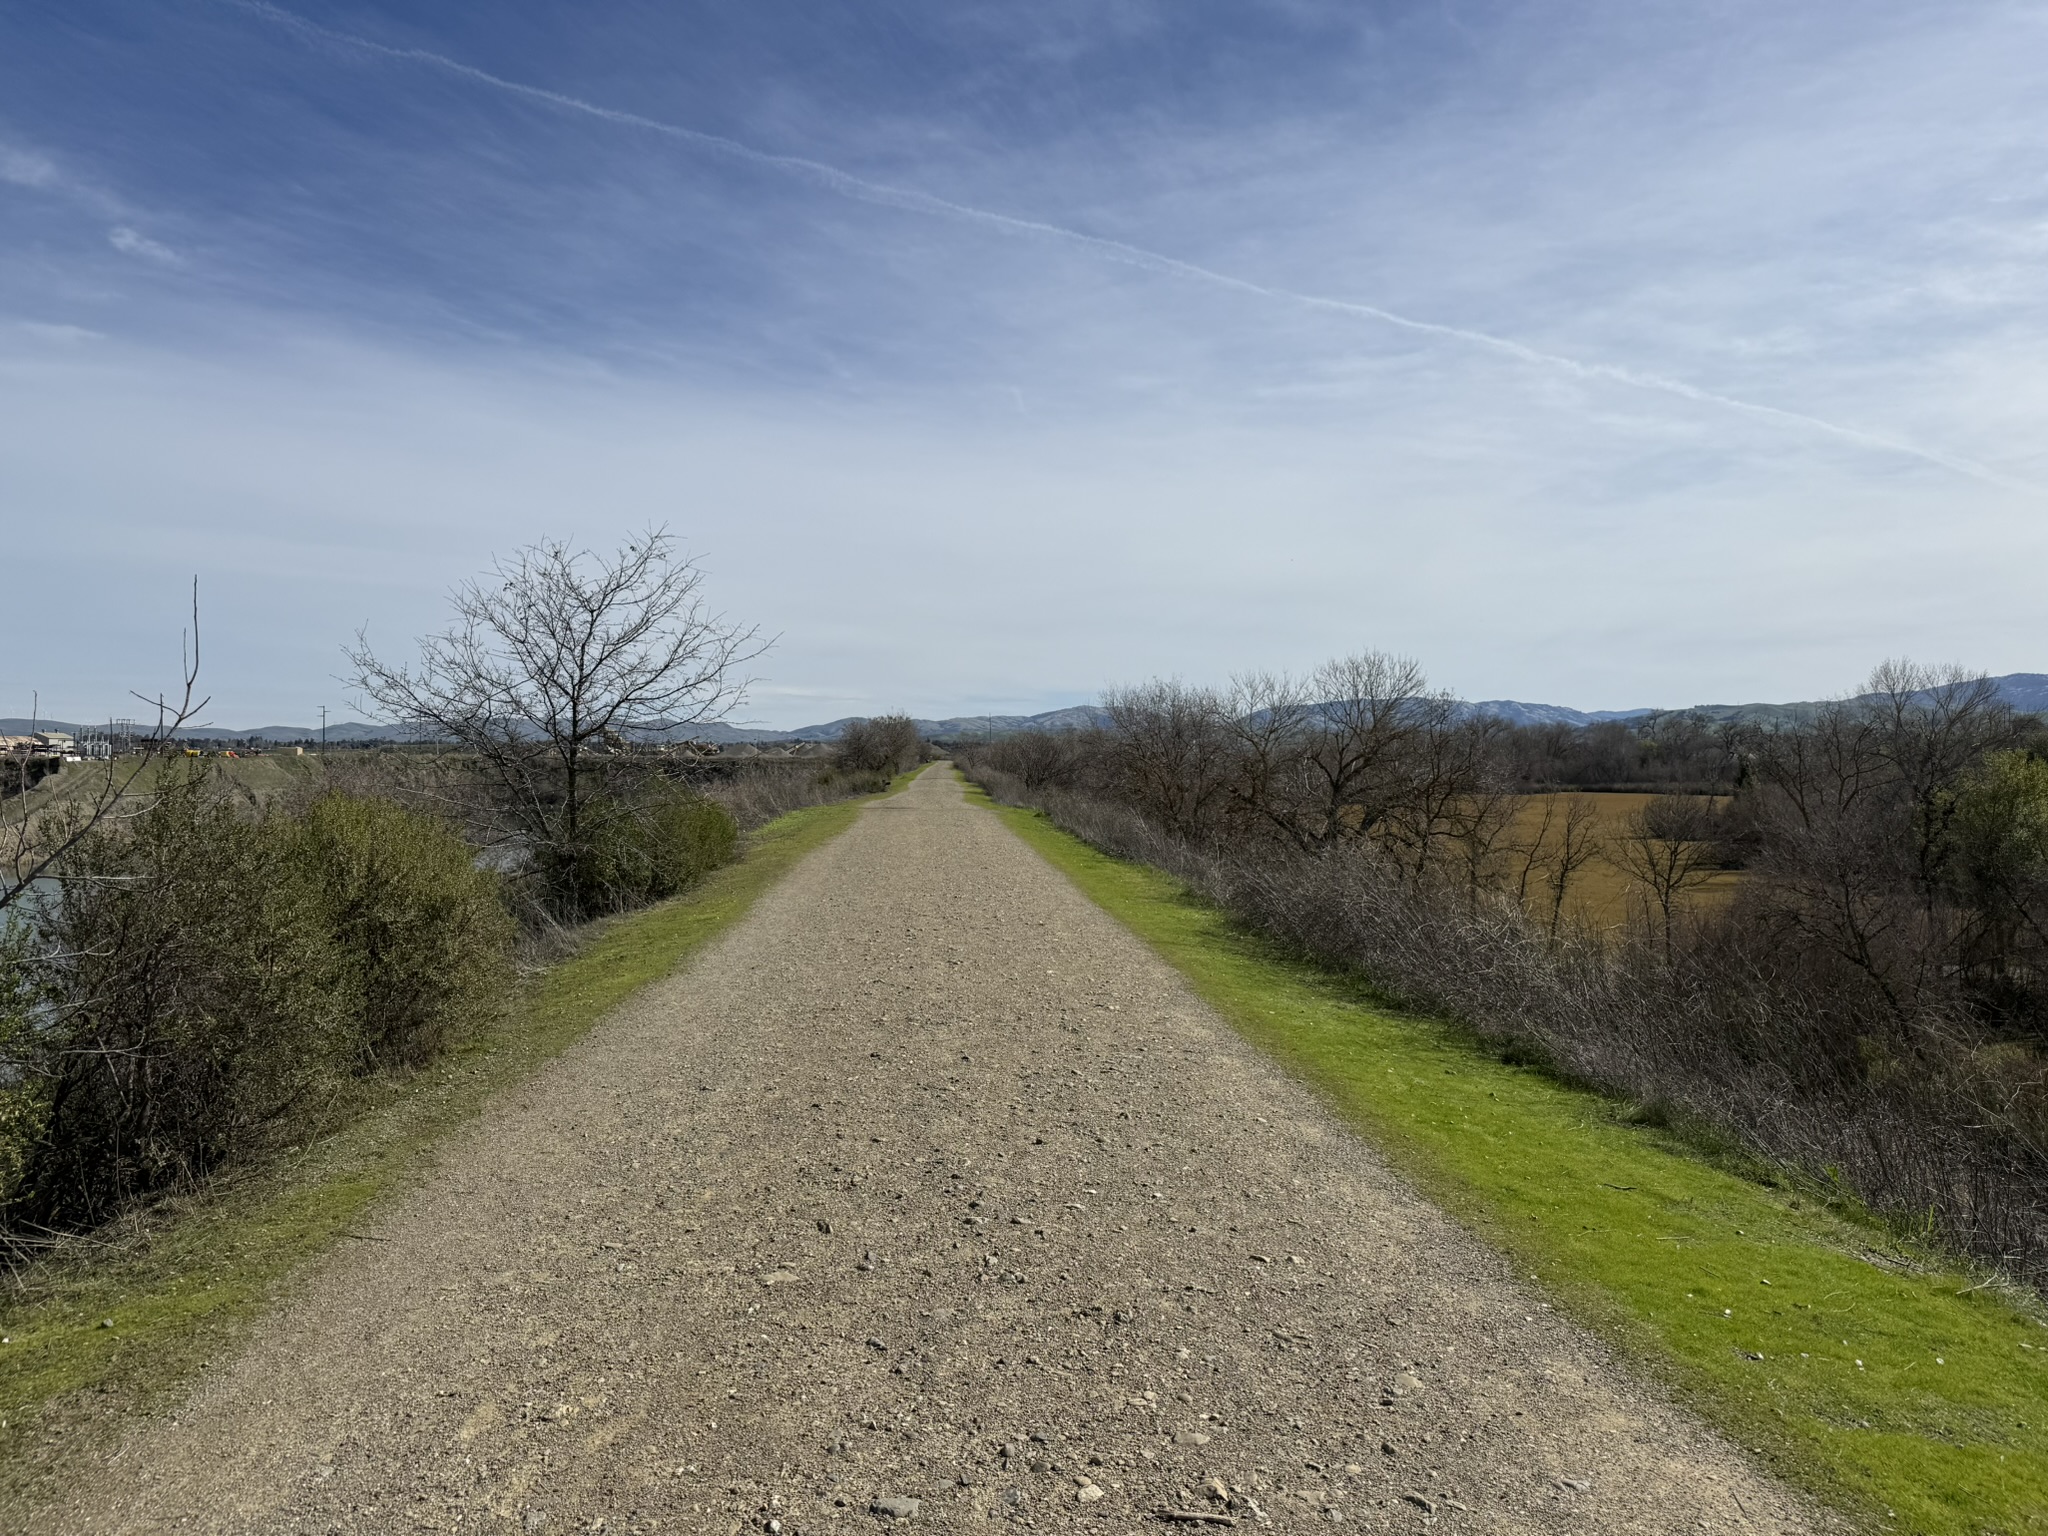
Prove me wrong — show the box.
[1,579,210,915]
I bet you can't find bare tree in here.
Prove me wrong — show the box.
[987,725,1097,792]
[1217,670,1320,850]
[1210,653,1452,852]
[1510,792,1559,909]
[1,580,209,916]
[346,530,766,905]
[1300,652,1449,849]
[1862,659,2018,911]
[1447,773,1521,904]
[1545,795,1604,939]
[1103,680,1232,841]
[1108,652,1461,857]
[1608,795,1722,953]
[1380,712,1507,879]
[835,715,922,776]
[1731,662,2014,1014]
[1740,701,1910,1008]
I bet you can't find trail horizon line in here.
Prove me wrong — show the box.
[230,0,2029,495]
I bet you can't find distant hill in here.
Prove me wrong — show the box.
[203,722,414,742]
[1995,673,2048,713]
[690,706,1111,744]
[11,675,2040,746]
[1457,700,1654,728]
[1460,673,2048,730]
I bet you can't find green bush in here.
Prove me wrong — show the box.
[1953,749,2048,907]
[639,787,740,896]
[545,784,739,917]
[0,770,520,1236]
[0,764,721,1239]
[7,769,346,1228]
[289,793,515,1070]
[1951,749,2048,1033]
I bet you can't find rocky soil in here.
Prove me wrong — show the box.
[56,768,1829,1535]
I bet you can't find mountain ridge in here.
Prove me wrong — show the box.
[8,673,2041,744]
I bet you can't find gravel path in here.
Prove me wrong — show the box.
[61,768,1828,1535]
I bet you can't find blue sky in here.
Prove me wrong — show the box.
[4,1,2045,727]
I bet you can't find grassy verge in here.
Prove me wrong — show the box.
[972,783,2048,1536]
[0,776,911,1504]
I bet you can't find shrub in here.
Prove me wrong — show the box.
[835,715,922,776]
[0,770,524,1239]
[702,761,891,828]
[542,783,739,917]
[0,923,39,1228]
[1952,749,2048,1030]
[6,769,346,1228]
[289,793,515,1070]
[637,787,740,897]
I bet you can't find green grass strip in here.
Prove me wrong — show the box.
[0,776,914,1505]
[972,783,2048,1536]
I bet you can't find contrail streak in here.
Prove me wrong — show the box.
[230,0,2026,493]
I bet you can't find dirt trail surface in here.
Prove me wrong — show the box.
[56,769,1827,1536]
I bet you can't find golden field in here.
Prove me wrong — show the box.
[1501,791,1740,931]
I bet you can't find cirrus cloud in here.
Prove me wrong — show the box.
[108,225,179,263]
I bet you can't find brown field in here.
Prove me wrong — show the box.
[1503,791,1740,932]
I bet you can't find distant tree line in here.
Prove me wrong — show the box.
[1502,711,1739,792]
[959,654,2048,1286]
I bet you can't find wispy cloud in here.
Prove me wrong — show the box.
[226,0,2025,493]
[9,0,2046,724]
[0,142,59,188]
[1,134,183,269]
[108,225,179,263]
[15,320,105,343]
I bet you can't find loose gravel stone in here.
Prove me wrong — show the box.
[49,769,1834,1534]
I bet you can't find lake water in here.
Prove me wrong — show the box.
[0,875,60,930]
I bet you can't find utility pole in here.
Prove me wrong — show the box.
[320,704,327,752]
